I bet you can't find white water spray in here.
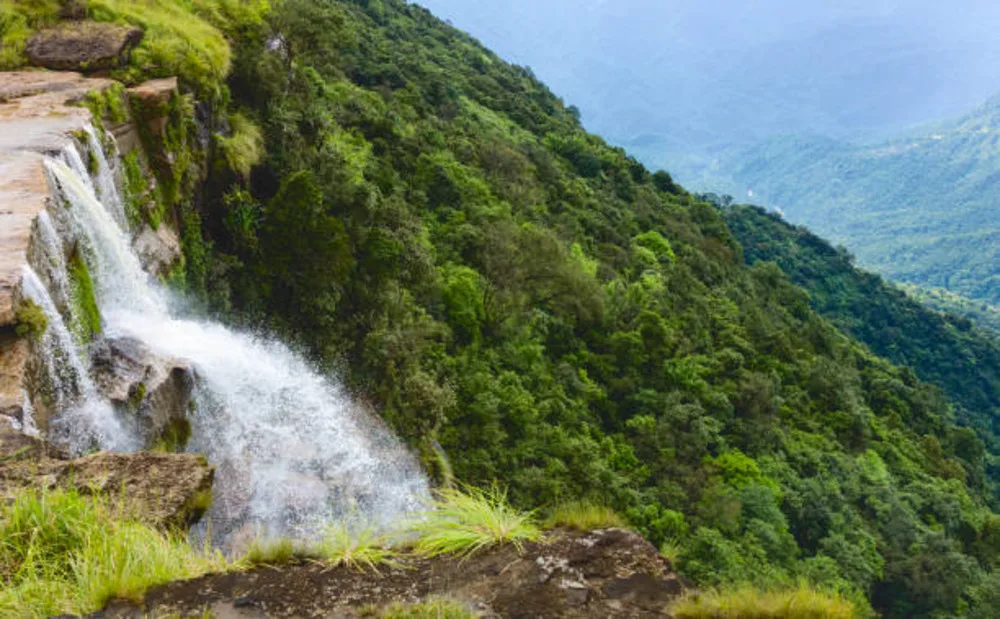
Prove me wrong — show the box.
[29,132,428,543]
[20,266,138,452]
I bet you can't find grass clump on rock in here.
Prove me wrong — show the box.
[409,485,540,559]
[543,501,625,531]
[0,488,227,618]
[369,598,477,619]
[672,584,858,619]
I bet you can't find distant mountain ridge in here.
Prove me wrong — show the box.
[706,95,1000,307]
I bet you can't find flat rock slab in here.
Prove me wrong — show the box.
[0,429,213,529]
[26,22,143,72]
[0,71,113,326]
[97,528,687,618]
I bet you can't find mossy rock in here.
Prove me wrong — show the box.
[26,21,143,73]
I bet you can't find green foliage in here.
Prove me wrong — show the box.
[0,0,60,69]
[121,151,149,229]
[724,204,1000,501]
[410,486,541,559]
[84,83,129,125]
[543,502,625,531]
[67,250,101,343]
[217,111,263,178]
[0,489,226,617]
[672,584,859,619]
[13,299,47,338]
[164,1,1000,615]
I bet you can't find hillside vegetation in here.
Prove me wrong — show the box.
[2,0,1000,617]
[703,99,1000,308]
[723,204,1000,494]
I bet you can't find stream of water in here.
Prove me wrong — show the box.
[23,132,428,544]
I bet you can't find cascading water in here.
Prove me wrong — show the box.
[20,266,137,452]
[27,131,428,545]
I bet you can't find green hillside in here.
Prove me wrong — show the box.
[2,0,1000,616]
[704,101,1000,308]
[178,1,1000,615]
[723,204,1000,473]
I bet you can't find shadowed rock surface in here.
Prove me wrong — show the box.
[26,22,143,73]
[91,336,195,450]
[94,528,685,618]
[0,428,213,528]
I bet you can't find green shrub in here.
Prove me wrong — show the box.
[672,585,858,619]
[409,486,540,559]
[0,489,226,617]
[217,112,264,178]
[543,502,625,531]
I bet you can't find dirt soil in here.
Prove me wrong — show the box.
[93,528,687,618]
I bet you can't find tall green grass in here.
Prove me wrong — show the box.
[409,486,540,559]
[672,585,858,619]
[0,489,226,618]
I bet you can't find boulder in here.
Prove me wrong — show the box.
[132,223,182,278]
[90,337,195,451]
[26,22,143,73]
[0,428,213,529]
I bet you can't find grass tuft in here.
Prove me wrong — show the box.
[243,537,297,566]
[543,501,625,531]
[0,489,227,618]
[367,598,477,619]
[312,524,398,573]
[672,584,857,619]
[409,485,540,559]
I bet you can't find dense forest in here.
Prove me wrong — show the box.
[167,1,1000,616]
[723,204,1000,488]
[3,0,1000,616]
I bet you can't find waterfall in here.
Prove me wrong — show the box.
[20,266,139,452]
[26,131,428,544]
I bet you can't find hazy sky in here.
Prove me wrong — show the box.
[417,0,1000,165]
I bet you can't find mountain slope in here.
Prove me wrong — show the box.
[708,98,1000,307]
[153,1,1000,616]
[723,204,1000,472]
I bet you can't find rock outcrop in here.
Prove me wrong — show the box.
[0,71,182,435]
[26,22,143,73]
[97,528,686,618]
[91,336,195,450]
[0,428,213,529]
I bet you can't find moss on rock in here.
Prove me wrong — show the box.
[13,299,47,339]
[67,249,101,343]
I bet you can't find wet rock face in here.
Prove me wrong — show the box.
[97,528,687,618]
[90,336,195,450]
[0,428,213,529]
[26,22,143,73]
[132,224,182,278]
